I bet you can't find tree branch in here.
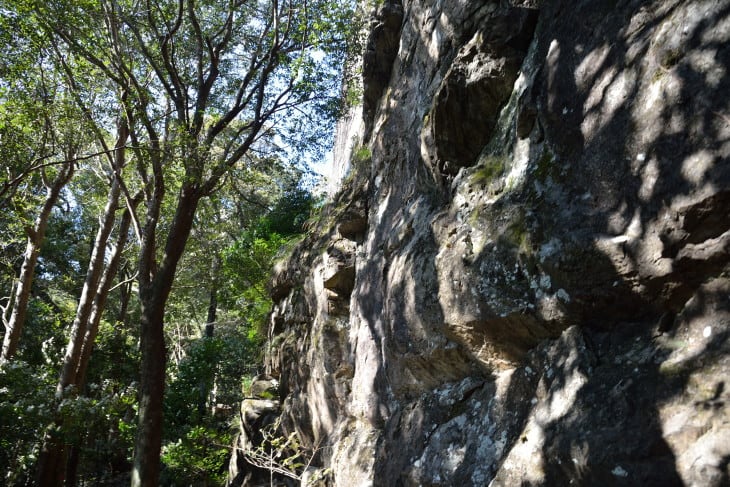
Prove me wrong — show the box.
[109,271,140,292]
[1,281,17,330]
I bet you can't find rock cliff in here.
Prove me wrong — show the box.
[230,0,730,485]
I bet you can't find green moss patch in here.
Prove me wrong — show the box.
[470,156,506,186]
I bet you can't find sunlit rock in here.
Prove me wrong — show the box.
[230,0,730,485]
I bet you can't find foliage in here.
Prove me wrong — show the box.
[213,323,264,406]
[161,425,232,487]
[223,185,316,335]
[256,186,319,238]
[0,358,138,486]
[57,380,138,481]
[38,204,91,294]
[0,361,55,485]
[85,320,140,393]
[17,296,69,366]
[224,233,288,310]
[166,337,225,430]
[162,333,250,487]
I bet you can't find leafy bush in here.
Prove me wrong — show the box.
[162,329,258,486]
[161,425,232,487]
[0,361,54,485]
[0,353,138,486]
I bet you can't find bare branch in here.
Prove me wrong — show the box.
[109,271,139,292]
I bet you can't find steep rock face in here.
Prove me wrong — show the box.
[231,0,730,485]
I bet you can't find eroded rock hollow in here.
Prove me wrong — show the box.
[230,0,730,485]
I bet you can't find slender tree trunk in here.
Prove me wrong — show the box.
[64,444,81,487]
[205,256,220,339]
[132,188,200,487]
[1,163,74,364]
[76,206,133,386]
[58,180,121,394]
[117,269,133,327]
[198,254,221,418]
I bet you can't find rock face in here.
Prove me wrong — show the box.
[231,0,730,485]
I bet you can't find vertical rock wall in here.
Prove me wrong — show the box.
[231,0,730,485]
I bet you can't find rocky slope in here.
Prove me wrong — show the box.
[229,0,730,485]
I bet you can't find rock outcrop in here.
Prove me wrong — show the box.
[231,0,730,485]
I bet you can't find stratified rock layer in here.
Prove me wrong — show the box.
[230,0,730,485]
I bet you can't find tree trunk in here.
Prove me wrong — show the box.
[64,444,81,487]
[76,206,133,386]
[1,162,74,364]
[205,256,220,339]
[131,188,200,487]
[57,179,121,395]
[116,268,133,328]
[199,254,221,418]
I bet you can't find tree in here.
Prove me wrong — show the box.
[30,0,353,484]
[0,163,75,364]
[0,42,86,363]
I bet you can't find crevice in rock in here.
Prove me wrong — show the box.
[362,0,404,140]
[423,6,539,175]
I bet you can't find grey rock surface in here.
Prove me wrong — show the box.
[231,0,730,485]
